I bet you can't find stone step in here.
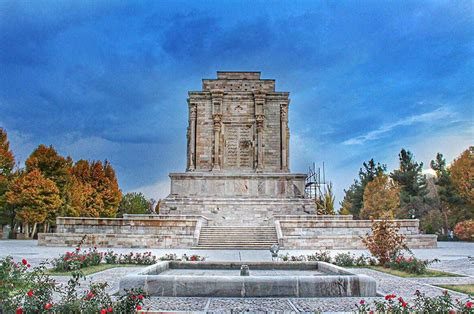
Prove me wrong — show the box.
[195,245,275,250]
[197,225,278,249]
[199,233,277,236]
[199,241,277,244]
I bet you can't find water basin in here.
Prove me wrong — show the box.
[119,261,377,298]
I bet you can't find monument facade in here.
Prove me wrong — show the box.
[160,72,315,225]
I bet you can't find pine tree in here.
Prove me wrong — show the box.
[391,149,429,219]
[6,169,62,238]
[0,128,15,227]
[340,159,386,218]
[430,153,462,233]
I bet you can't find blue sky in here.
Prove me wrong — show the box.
[1,0,472,205]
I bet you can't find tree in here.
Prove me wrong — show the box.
[71,160,121,218]
[362,220,406,265]
[340,159,386,218]
[6,169,62,238]
[391,149,429,219]
[117,192,151,217]
[316,183,335,215]
[450,147,474,208]
[430,153,462,233]
[25,145,72,194]
[361,174,400,219]
[0,128,15,227]
[25,145,72,224]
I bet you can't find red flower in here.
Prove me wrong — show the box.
[402,301,408,308]
[44,303,52,310]
[27,290,33,297]
[359,300,365,305]
[108,307,113,312]
[27,264,31,268]
[132,295,136,300]
[100,309,107,314]
[449,311,456,314]
[369,311,374,314]
[138,294,144,300]
[22,259,28,265]
[466,301,473,309]
[86,292,94,300]
[16,308,23,314]
[136,305,142,311]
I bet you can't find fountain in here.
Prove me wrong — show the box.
[119,261,376,297]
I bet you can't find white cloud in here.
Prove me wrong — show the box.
[342,107,457,145]
[130,179,170,201]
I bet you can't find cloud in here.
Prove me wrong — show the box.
[342,107,458,145]
[131,179,170,201]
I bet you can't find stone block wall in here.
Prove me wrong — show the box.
[161,198,315,226]
[168,173,307,198]
[38,215,208,248]
[277,218,437,249]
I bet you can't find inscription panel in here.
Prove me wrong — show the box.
[224,124,254,169]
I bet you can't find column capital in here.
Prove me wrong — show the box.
[256,114,265,129]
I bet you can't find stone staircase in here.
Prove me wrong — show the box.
[195,226,278,249]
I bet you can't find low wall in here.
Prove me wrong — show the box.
[38,215,209,248]
[277,218,437,249]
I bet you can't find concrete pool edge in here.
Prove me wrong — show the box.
[119,261,377,298]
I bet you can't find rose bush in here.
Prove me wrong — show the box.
[357,290,473,314]
[0,256,148,313]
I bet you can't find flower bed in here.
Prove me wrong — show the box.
[0,257,147,313]
[387,253,438,275]
[278,251,377,267]
[357,290,473,313]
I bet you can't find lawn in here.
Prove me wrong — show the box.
[366,266,463,278]
[45,264,140,276]
[436,284,474,295]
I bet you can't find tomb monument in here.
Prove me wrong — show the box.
[160,72,315,225]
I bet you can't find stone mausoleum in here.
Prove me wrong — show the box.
[160,71,314,225]
[38,72,437,249]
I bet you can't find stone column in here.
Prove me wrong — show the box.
[212,113,222,171]
[280,104,289,171]
[254,92,266,171]
[256,114,265,171]
[187,103,197,171]
[211,91,223,171]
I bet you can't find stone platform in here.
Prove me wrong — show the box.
[161,172,314,225]
[38,214,437,249]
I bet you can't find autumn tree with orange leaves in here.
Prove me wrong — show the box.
[6,169,62,238]
[450,147,474,209]
[361,174,400,219]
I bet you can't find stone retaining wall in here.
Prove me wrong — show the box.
[277,218,437,249]
[38,215,208,248]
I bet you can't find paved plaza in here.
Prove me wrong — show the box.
[1,240,473,312]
